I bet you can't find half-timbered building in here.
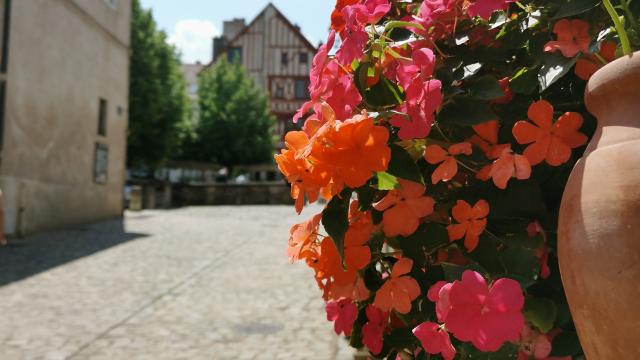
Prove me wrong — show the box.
[208,3,317,145]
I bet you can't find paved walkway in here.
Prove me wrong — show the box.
[0,206,353,360]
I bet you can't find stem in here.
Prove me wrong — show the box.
[385,20,425,33]
[593,52,608,65]
[434,122,451,142]
[456,159,479,173]
[620,0,638,29]
[602,0,633,56]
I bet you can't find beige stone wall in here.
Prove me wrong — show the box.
[0,0,131,235]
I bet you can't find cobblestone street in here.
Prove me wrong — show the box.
[0,206,353,360]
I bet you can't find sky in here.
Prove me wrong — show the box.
[139,0,335,64]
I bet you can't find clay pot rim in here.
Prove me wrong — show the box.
[585,50,640,109]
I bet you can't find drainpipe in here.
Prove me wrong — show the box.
[0,0,12,154]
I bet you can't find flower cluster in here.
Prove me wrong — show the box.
[278,0,635,358]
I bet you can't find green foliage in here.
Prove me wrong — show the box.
[322,189,353,262]
[128,0,191,168]
[524,297,558,333]
[193,59,275,168]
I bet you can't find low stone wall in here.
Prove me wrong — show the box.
[173,183,293,206]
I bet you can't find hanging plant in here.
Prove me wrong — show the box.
[277,0,639,358]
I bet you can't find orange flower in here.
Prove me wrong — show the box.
[424,142,472,184]
[287,213,322,262]
[275,131,331,213]
[344,201,374,271]
[575,41,617,80]
[317,111,391,191]
[467,120,509,159]
[276,105,391,213]
[373,258,421,314]
[512,100,588,166]
[447,200,490,252]
[468,120,530,189]
[373,179,435,237]
[477,147,532,190]
[544,19,591,58]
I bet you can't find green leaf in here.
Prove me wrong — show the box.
[488,343,519,359]
[466,235,506,274]
[321,189,352,262]
[469,75,505,100]
[376,172,398,190]
[538,53,579,92]
[356,186,375,211]
[387,144,424,184]
[385,327,415,349]
[441,263,486,282]
[355,63,405,109]
[423,224,450,253]
[550,330,582,356]
[500,232,544,250]
[439,96,496,125]
[500,247,540,282]
[553,0,600,19]
[454,62,483,81]
[524,297,558,333]
[509,67,540,95]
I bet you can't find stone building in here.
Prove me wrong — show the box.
[0,0,131,236]
[207,3,317,143]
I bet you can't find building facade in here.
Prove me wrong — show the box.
[0,0,131,236]
[209,4,316,141]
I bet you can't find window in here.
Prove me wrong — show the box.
[103,0,118,9]
[299,52,309,64]
[189,83,198,95]
[227,47,242,62]
[281,52,289,66]
[294,79,309,100]
[94,143,109,184]
[275,85,285,99]
[98,98,107,136]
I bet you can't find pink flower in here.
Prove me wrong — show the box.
[434,270,525,352]
[294,31,362,124]
[412,0,460,39]
[544,19,591,58]
[518,325,552,360]
[467,0,514,20]
[326,298,358,336]
[427,281,453,322]
[336,0,390,64]
[413,322,456,360]
[336,28,369,64]
[308,31,336,100]
[396,48,436,89]
[362,305,388,354]
[352,0,392,25]
[390,79,442,140]
[527,221,551,279]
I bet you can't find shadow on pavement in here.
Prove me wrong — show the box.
[0,217,148,287]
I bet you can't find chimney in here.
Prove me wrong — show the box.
[212,36,227,62]
[223,18,246,40]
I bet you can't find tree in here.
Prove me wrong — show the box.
[194,59,275,171]
[128,0,191,169]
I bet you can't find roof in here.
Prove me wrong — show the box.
[204,3,317,69]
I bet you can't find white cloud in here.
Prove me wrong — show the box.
[168,19,220,64]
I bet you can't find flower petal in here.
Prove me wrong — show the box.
[512,121,542,145]
[391,257,414,278]
[424,145,449,164]
[527,100,554,130]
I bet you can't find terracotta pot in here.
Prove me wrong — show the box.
[558,51,640,359]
